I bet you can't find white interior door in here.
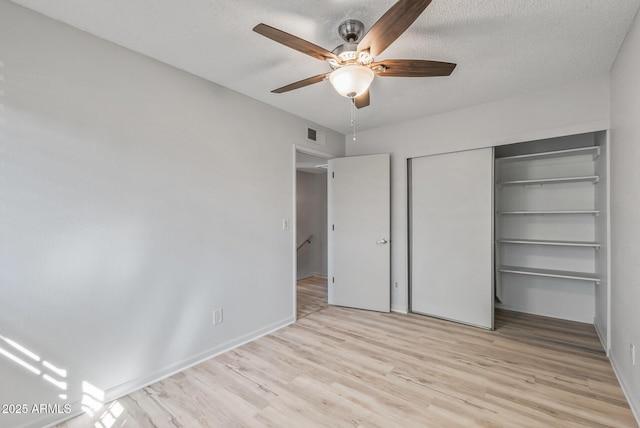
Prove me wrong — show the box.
[328,153,390,312]
[410,148,494,329]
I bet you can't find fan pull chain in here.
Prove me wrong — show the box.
[350,98,357,141]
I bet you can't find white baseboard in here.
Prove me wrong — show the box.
[296,272,327,280]
[40,316,295,428]
[104,316,295,401]
[391,305,408,314]
[610,352,640,426]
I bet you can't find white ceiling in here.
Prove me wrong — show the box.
[12,0,640,134]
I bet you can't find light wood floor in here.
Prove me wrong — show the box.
[296,276,328,319]
[59,282,636,428]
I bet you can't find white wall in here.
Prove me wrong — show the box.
[610,6,640,421]
[0,3,344,428]
[347,75,610,313]
[296,171,328,279]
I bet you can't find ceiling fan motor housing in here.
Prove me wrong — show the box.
[330,20,373,69]
[338,19,365,43]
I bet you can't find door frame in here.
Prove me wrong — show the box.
[292,144,335,320]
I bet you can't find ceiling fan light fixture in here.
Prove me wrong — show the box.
[329,65,374,98]
[254,0,456,108]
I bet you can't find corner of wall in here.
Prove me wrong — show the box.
[594,316,608,355]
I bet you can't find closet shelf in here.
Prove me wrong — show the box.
[497,146,600,163]
[498,265,600,284]
[498,210,600,215]
[498,175,599,186]
[497,239,601,249]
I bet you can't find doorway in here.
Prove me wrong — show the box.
[295,149,330,319]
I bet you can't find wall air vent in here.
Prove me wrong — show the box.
[305,125,326,146]
[307,127,317,141]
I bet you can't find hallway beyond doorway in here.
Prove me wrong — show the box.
[297,276,328,319]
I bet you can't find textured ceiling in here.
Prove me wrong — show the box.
[11,0,640,134]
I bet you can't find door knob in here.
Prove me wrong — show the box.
[376,239,388,244]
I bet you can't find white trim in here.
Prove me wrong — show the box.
[605,132,612,354]
[610,352,640,425]
[293,144,335,321]
[391,305,409,314]
[491,147,495,330]
[295,144,335,159]
[292,146,298,321]
[327,160,335,305]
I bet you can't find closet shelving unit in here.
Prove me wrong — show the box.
[495,145,602,291]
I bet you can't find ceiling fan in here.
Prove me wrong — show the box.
[253,0,456,109]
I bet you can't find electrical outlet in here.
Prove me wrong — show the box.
[631,343,636,366]
[282,219,289,230]
[394,282,399,289]
[213,308,223,326]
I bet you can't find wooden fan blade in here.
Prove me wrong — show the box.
[272,73,330,93]
[357,0,432,58]
[254,23,341,63]
[372,59,456,77]
[355,90,370,109]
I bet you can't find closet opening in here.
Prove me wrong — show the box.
[494,131,609,352]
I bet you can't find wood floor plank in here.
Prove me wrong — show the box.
[296,276,328,319]
[57,279,637,428]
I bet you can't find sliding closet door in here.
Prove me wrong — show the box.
[410,147,494,329]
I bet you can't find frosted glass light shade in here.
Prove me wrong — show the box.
[329,65,374,98]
